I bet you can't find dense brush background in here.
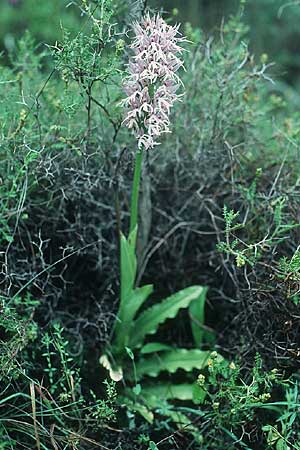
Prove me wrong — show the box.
[1,1,300,449]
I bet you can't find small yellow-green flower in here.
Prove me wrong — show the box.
[197,374,206,386]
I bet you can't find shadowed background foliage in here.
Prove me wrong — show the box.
[2,0,300,85]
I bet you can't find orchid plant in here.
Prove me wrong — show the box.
[100,13,217,418]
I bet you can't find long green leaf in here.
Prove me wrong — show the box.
[141,342,173,354]
[113,284,153,350]
[135,348,213,379]
[129,286,205,349]
[112,228,140,355]
[141,383,195,401]
[189,286,208,347]
[115,228,138,349]
[120,229,137,304]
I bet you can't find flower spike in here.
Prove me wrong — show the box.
[122,13,186,149]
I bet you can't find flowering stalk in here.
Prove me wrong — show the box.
[129,150,143,235]
[123,11,186,246]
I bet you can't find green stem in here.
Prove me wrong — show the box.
[129,150,143,235]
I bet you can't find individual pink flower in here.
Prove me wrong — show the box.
[122,13,186,149]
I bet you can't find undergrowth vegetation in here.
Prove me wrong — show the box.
[1,0,300,449]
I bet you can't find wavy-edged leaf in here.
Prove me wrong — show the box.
[135,348,213,379]
[114,284,153,350]
[129,286,205,349]
[123,383,197,403]
[142,382,206,404]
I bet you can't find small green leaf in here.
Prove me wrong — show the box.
[133,384,141,395]
[125,347,134,360]
[292,295,300,306]
[149,442,159,450]
[129,286,205,349]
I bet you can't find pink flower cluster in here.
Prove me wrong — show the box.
[122,13,186,149]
